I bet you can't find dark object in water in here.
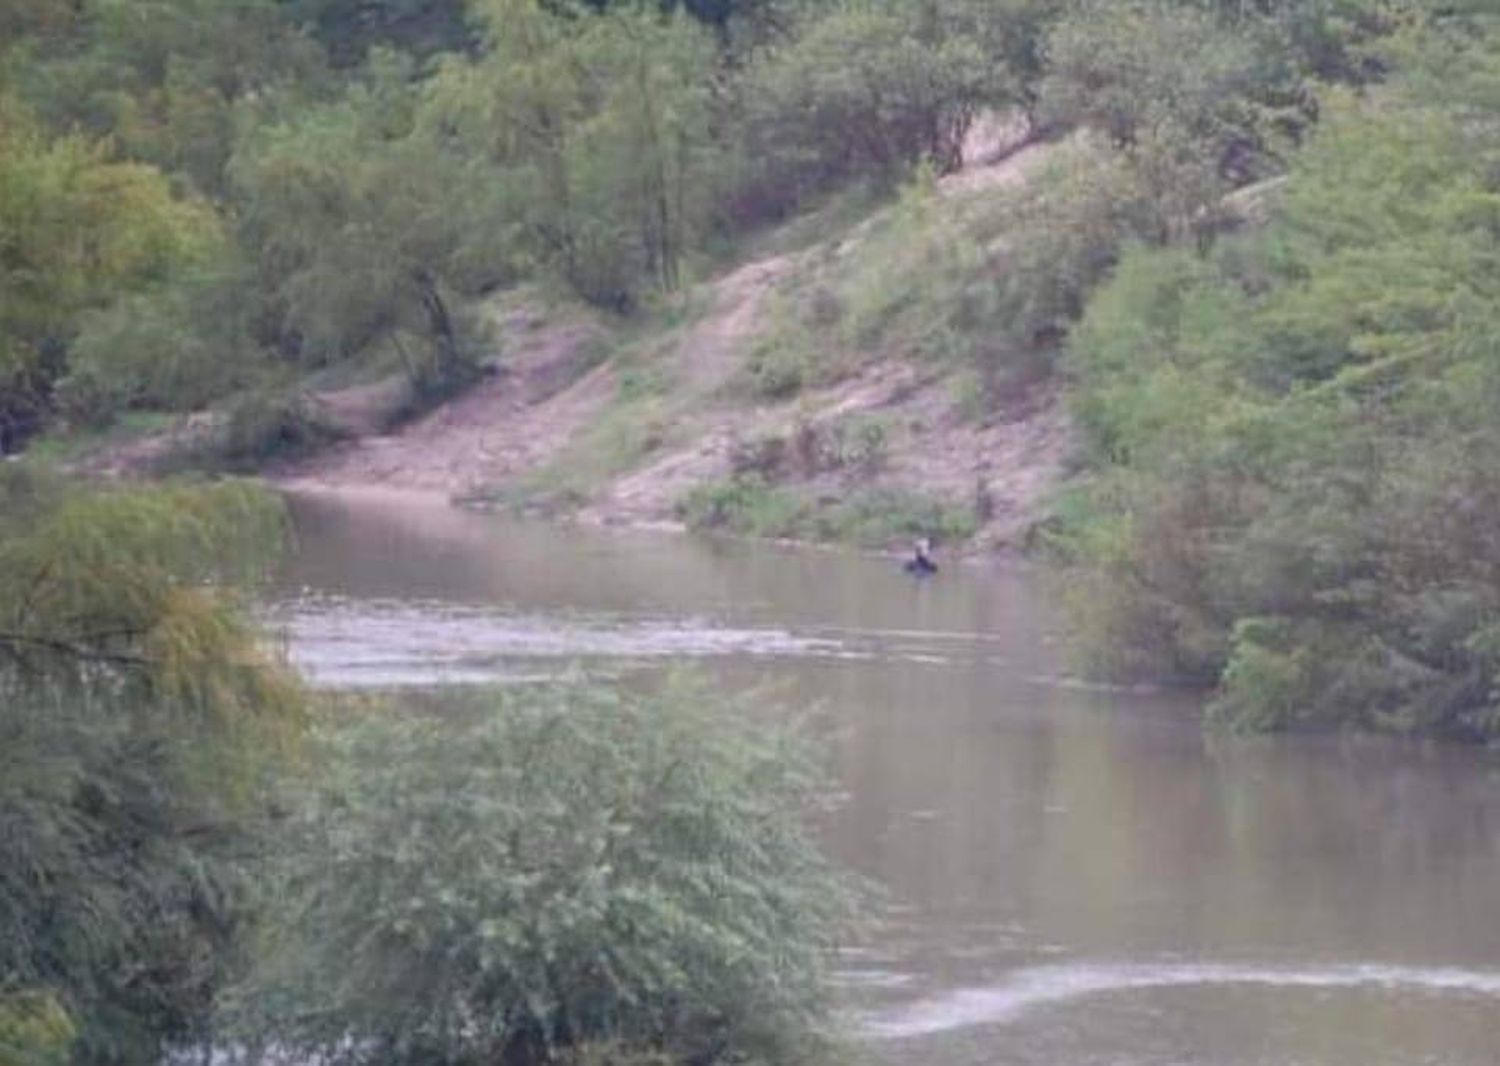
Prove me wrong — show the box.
[904,538,938,576]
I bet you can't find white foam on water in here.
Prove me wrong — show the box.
[262,594,1007,687]
[265,596,862,686]
[860,962,1500,1039]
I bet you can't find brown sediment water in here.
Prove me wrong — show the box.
[270,487,1500,1066]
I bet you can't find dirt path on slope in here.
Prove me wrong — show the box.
[276,306,615,496]
[268,124,1076,549]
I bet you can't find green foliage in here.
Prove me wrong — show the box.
[0,93,222,446]
[229,679,858,1066]
[285,0,477,65]
[433,0,725,309]
[743,339,813,400]
[0,992,75,1066]
[734,0,1006,218]
[0,473,300,740]
[1040,0,1271,239]
[230,55,499,384]
[678,473,806,537]
[206,387,347,470]
[758,138,1163,407]
[820,413,890,474]
[0,473,302,1060]
[813,485,978,547]
[1056,41,1500,738]
[680,474,975,548]
[57,262,265,423]
[7,0,326,196]
[1042,1,1262,150]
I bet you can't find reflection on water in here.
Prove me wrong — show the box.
[272,488,1500,1066]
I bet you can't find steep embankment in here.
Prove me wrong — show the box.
[274,128,1075,551]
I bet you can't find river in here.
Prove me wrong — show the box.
[268,487,1500,1065]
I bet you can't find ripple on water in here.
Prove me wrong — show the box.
[258,594,1041,687]
[263,594,877,687]
[857,962,1500,1039]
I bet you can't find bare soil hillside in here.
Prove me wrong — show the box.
[105,121,1078,552]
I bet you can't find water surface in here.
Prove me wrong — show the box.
[271,488,1500,1065]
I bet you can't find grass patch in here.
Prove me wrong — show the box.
[23,411,176,465]
[678,474,977,549]
[724,178,892,264]
[508,395,675,510]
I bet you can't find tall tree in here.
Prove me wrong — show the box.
[0,471,302,1061]
[0,94,221,449]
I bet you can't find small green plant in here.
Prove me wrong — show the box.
[822,414,890,474]
[744,340,812,401]
[812,487,979,548]
[677,474,807,537]
[951,371,986,425]
[616,365,670,403]
[680,476,976,549]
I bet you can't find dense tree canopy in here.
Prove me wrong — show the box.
[1056,16,1500,737]
[0,94,221,445]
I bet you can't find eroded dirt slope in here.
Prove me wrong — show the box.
[258,128,1076,550]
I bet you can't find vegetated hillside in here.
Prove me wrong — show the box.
[275,125,1076,551]
[1053,15,1500,741]
[13,0,1497,738]
[8,0,1376,554]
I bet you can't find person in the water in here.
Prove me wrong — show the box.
[904,536,938,575]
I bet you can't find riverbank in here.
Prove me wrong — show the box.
[66,127,1077,556]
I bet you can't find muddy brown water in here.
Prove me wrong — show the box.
[270,488,1500,1066]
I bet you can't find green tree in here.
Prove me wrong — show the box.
[735,0,1004,217]
[432,0,723,308]
[1039,0,1267,240]
[0,470,303,1060]
[8,0,326,197]
[283,0,477,65]
[1056,43,1500,738]
[0,94,222,448]
[57,256,268,423]
[231,53,502,390]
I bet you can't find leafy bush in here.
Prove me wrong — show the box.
[229,679,858,1066]
[210,387,346,470]
[734,0,1003,218]
[814,486,978,548]
[1055,76,1500,738]
[678,473,807,536]
[820,414,890,475]
[57,265,266,424]
[743,340,812,400]
[680,474,976,548]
